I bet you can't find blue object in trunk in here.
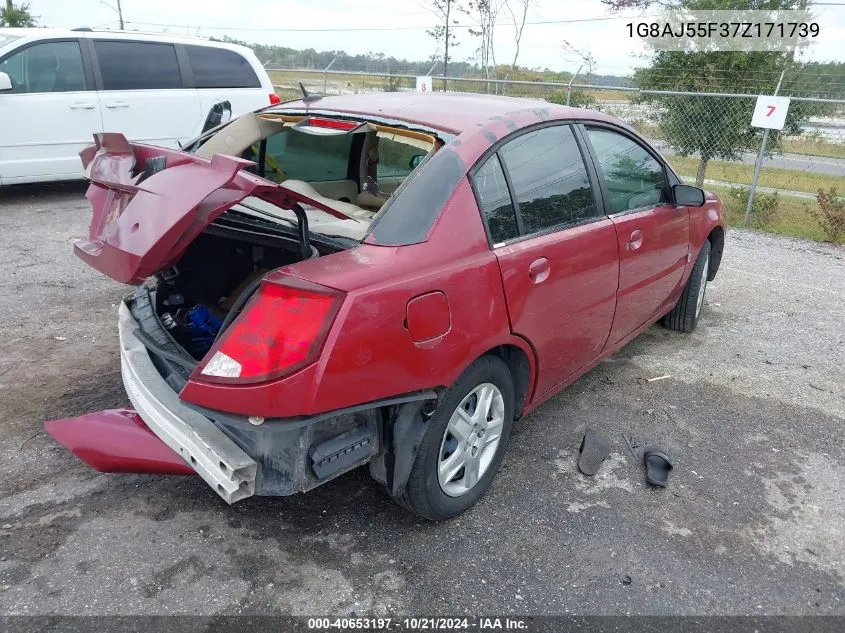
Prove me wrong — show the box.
[184,304,223,350]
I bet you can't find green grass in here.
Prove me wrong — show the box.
[578,88,630,101]
[667,155,842,194]
[270,69,417,95]
[268,70,634,102]
[781,136,845,160]
[706,183,829,242]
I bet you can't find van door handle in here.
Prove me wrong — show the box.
[626,229,644,251]
[69,102,95,110]
[104,101,129,108]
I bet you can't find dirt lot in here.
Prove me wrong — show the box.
[1,182,844,616]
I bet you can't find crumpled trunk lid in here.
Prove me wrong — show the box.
[75,133,356,285]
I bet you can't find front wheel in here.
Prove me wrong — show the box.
[662,240,711,333]
[394,355,515,521]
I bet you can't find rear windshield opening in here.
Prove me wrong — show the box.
[193,114,439,243]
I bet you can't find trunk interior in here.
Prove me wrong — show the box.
[127,215,341,390]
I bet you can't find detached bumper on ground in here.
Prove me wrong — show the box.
[44,408,196,476]
[45,303,392,504]
[46,302,259,503]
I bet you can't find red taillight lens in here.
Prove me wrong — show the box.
[194,278,342,384]
[269,92,281,105]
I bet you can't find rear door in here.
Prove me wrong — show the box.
[0,38,101,182]
[90,39,202,148]
[471,124,619,399]
[582,125,690,345]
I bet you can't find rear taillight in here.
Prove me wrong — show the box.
[269,92,281,105]
[195,278,342,384]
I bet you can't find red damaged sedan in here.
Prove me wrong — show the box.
[45,92,725,520]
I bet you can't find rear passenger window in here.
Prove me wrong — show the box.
[186,45,261,88]
[473,154,519,244]
[586,128,667,213]
[94,41,182,90]
[377,136,419,179]
[499,125,598,235]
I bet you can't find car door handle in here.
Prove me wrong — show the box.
[69,102,95,110]
[528,257,550,284]
[626,229,644,251]
[104,101,129,108]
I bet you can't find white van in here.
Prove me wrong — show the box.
[0,28,280,185]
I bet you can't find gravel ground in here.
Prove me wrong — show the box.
[0,182,844,617]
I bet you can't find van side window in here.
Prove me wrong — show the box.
[94,41,182,90]
[186,46,261,89]
[0,41,87,93]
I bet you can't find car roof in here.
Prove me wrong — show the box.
[274,91,619,136]
[0,27,254,54]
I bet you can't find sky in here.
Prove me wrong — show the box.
[23,0,845,76]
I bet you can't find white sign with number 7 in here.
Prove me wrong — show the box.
[751,95,791,130]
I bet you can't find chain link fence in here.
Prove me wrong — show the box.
[270,68,845,243]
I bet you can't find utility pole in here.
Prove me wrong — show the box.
[443,0,451,91]
[102,0,125,29]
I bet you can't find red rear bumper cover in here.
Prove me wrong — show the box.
[44,408,195,476]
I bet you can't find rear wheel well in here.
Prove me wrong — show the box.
[486,345,530,419]
[707,226,724,281]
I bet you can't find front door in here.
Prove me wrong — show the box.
[91,39,202,148]
[583,126,690,345]
[0,39,101,182]
[471,124,619,399]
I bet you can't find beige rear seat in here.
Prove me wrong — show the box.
[281,180,372,220]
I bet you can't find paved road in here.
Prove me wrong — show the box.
[649,139,845,177]
[1,183,844,617]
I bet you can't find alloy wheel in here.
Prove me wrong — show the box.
[437,383,505,497]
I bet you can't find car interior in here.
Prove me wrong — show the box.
[193,112,440,240]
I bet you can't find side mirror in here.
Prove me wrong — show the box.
[673,183,705,207]
[408,153,425,169]
[0,72,12,92]
[201,100,232,134]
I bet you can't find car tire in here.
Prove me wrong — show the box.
[394,355,515,521]
[662,239,711,333]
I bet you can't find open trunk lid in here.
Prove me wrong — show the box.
[75,133,359,285]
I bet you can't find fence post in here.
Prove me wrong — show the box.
[743,73,786,225]
[565,64,583,107]
[425,62,438,92]
[323,57,337,95]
